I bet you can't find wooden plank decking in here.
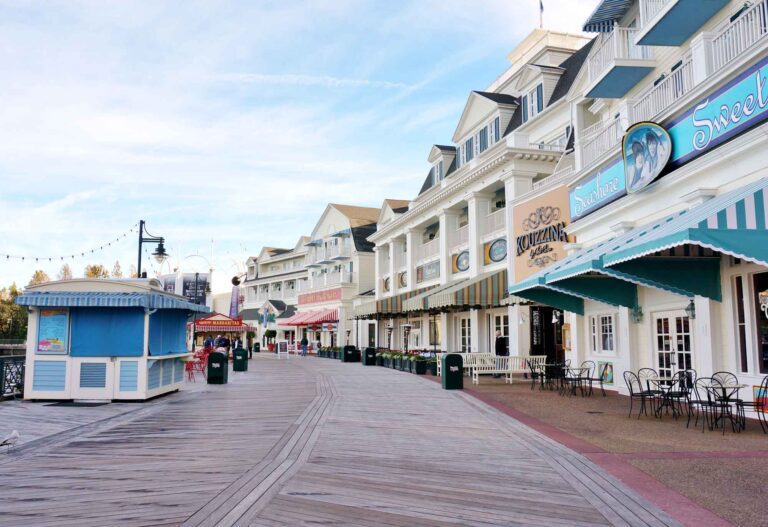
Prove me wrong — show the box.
[0,356,679,526]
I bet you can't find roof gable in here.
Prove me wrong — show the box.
[452,91,518,143]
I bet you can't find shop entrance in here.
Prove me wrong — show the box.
[529,306,562,363]
[653,310,693,378]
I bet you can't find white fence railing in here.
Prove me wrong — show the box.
[588,27,651,84]
[631,58,694,122]
[532,166,575,191]
[483,208,506,236]
[530,142,566,152]
[580,118,623,168]
[712,0,768,71]
[453,225,469,248]
[416,239,440,262]
[639,0,672,28]
[300,271,355,292]
[327,244,352,259]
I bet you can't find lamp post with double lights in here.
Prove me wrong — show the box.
[137,220,169,278]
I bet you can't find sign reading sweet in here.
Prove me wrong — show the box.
[298,287,342,306]
[513,185,572,281]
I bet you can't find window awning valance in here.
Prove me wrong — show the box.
[428,270,507,310]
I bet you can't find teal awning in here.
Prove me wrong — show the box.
[604,178,768,271]
[509,276,585,315]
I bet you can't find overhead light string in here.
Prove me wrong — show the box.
[0,223,139,263]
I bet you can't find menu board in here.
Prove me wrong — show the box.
[37,308,69,354]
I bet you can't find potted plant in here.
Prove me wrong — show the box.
[375,352,383,366]
[412,355,427,375]
[264,329,277,352]
[426,356,438,376]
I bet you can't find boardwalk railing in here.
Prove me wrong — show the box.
[0,355,25,399]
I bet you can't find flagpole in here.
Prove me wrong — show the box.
[539,1,544,29]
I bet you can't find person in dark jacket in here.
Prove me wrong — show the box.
[300,336,309,357]
[494,330,508,378]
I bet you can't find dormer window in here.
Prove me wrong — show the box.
[433,159,444,185]
[464,137,474,163]
[455,146,461,169]
[489,115,501,144]
[478,127,488,153]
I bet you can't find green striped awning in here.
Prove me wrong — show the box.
[428,270,507,310]
[375,285,437,316]
[402,280,468,312]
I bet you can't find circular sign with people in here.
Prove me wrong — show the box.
[622,122,672,194]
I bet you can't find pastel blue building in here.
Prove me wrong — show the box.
[16,278,209,401]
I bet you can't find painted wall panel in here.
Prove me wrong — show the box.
[119,361,139,392]
[32,361,66,391]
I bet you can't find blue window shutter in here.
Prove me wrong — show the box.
[494,117,500,141]
[521,97,528,123]
[536,84,543,112]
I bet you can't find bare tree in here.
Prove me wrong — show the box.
[128,264,138,278]
[57,263,73,280]
[112,260,123,278]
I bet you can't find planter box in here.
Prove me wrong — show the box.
[414,361,427,375]
[427,362,437,376]
[375,356,383,366]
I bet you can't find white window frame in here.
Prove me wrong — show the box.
[589,314,616,354]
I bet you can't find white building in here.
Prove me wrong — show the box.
[367,29,592,356]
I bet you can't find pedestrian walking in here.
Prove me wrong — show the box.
[300,335,308,357]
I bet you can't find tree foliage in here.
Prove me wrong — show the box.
[128,264,138,278]
[112,260,123,278]
[28,270,50,286]
[0,284,28,339]
[84,264,110,279]
[57,263,73,280]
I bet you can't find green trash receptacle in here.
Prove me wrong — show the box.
[363,347,376,366]
[342,345,360,363]
[233,348,248,372]
[207,351,229,384]
[441,354,463,390]
[253,342,260,353]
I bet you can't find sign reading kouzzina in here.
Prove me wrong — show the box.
[298,287,342,306]
[513,185,572,281]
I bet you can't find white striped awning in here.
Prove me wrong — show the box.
[352,301,377,318]
[16,291,210,312]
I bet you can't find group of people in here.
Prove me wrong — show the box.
[299,335,322,357]
[202,334,243,354]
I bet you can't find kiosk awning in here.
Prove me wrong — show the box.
[16,291,210,313]
[428,270,507,310]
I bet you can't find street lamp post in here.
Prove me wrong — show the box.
[191,272,200,352]
[137,220,169,278]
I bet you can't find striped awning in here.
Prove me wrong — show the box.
[282,308,338,326]
[508,179,768,308]
[428,270,508,310]
[376,286,437,316]
[16,291,210,313]
[582,0,632,32]
[402,279,469,312]
[352,300,377,318]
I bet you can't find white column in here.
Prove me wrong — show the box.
[387,240,396,294]
[470,308,487,354]
[438,210,458,285]
[405,229,417,292]
[373,246,382,298]
[440,312,451,352]
[615,307,632,395]
[693,296,716,376]
[691,31,715,87]
[467,192,492,278]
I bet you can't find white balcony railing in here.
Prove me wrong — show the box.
[533,166,575,191]
[394,250,407,269]
[299,271,356,293]
[416,239,440,262]
[530,142,566,152]
[327,244,352,259]
[639,0,672,28]
[580,118,623,168]
[712,0,768,71]
[632,58,694,123]
[483,208,506,236]
[453,225,469,249]
[588,26,651,84]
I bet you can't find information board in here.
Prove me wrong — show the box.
[37,308,69,354]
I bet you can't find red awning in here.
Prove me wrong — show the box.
[283,309,338,326]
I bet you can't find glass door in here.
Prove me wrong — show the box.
[458,316,471,353]
[653,310,693,379]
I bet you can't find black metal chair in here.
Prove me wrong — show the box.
[736,375,768,433]
[657,371,691,419]
[584,361,607,397]
[526,359,544,391]
[623,371,657,419]
[689,378,718,432]
[562,360,592,397]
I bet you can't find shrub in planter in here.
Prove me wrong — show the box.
[427,359,438,376]
[375,353,383,366]
[413,357,427,375]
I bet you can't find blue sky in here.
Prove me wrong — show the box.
[0,0,596,289]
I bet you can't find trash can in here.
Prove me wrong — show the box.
[207,351,229,384]
[363,347,376,366]
[342,345,360,363]
[233,348,248,372]
[253,342,260,353]
[441,354,463,390]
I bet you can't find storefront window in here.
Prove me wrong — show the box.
[429,319,441,346]
[589,314,615,354]
[734,276,748,373]
[753,272,768,374]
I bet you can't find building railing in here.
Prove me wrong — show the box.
[588,26,651,84]
[300,271,356,292]
[453,225,469,249]
[483,208,506,236]
[394,250,407,269]
[712,0,768,71]
[416,238,440,262]
[0,356,25,399]
[532,166,575,191]
[639,0,672,28]
[327,244,352,259]
[530,142,566,152]
[631,58,694,122]
[580,118,623,168]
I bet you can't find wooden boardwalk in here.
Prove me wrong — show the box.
[0,356,679,526]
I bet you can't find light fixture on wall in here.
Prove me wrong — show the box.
[551,310,561,325]
[684,299,696,320]
[631,305,644,323]
[519,313,528,325]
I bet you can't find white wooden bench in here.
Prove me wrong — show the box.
[436,353,492,377]
[471,355,547,384]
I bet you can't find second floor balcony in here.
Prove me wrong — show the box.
[415,238,440,263]
[482,208,506,238]
[637,0,729,46]
[298,271,356,293]
[579,118,623,169]
[586,26,654,98]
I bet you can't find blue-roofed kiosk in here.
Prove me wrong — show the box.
[16,278,210,401]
